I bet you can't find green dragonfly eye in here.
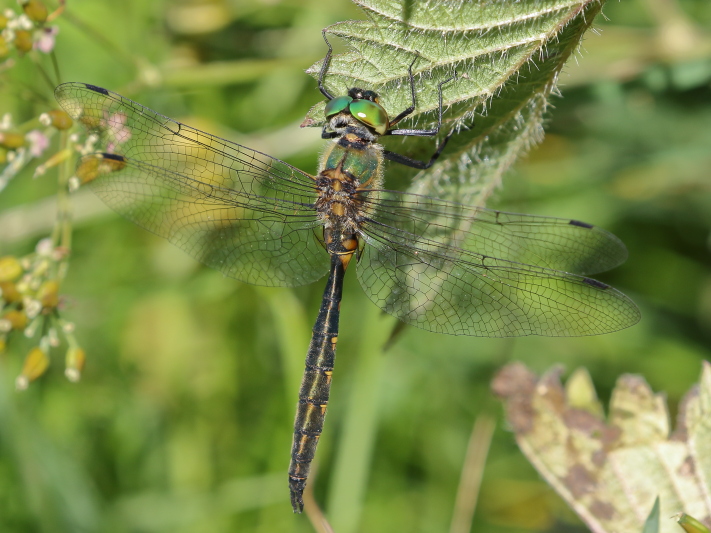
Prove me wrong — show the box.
[325,96,352,118]
[349,99,389,135]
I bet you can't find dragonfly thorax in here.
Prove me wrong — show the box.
[314,168,364,235]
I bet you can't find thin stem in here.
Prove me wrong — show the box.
[449,414,496,533]
[55,130,73,279]
[50,50,62,85]
[303,464,336,533]
[33,58,56,93]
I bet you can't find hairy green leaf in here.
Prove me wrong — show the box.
[304,0,606,205]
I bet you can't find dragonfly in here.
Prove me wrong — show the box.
[55,38,639,514]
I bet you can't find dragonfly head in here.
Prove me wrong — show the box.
[324,89,389,136]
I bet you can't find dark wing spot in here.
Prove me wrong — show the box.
[102,152,126,162]
[569,219,594,229]
[84,84,109,95]
[583,277,609,290]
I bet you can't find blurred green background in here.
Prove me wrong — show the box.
[0,0,710,532]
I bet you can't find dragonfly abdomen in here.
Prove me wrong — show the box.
[288,250,351,513]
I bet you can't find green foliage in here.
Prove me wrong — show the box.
[677,513,711,533]
[643,497,661,533]
[304,0,607,204]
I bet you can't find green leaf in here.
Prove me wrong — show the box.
[304,0,607,205]
[643,496,661,533]
[677,513,711,533]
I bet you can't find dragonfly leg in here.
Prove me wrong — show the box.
[382,128,456,170]
[318,30,336,100]
[383,70,460,169]
[386,55,421,128]
[387,69,457,136]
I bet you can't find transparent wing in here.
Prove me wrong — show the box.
[361,192,628,275]
[56,82,327,287]
[357,190,640,336]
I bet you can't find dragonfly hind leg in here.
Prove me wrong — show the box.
[383,128,456,170]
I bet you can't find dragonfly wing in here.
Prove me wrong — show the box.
[56,83,327,287]
[365,192,628,275]
[357,192,640,337]
[55,82,316,195]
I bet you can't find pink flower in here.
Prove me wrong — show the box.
[34,26,59,54]
[26,130,49,157]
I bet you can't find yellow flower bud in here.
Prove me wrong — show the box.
[14,30,33,54]
[47,109,73,130]
[37,280,59,309]
[2,309,28,330]
[0,282,22,303]
[21,0,49,24]
[0,256,23,282]
[65,347,86,382]
[16,346,50,389]
[0,132,26,150]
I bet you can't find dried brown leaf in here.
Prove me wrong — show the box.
[492,362,711,533]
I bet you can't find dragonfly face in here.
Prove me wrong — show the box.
[55,53,640,513]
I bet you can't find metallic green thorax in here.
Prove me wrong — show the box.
[320,140,384,189]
